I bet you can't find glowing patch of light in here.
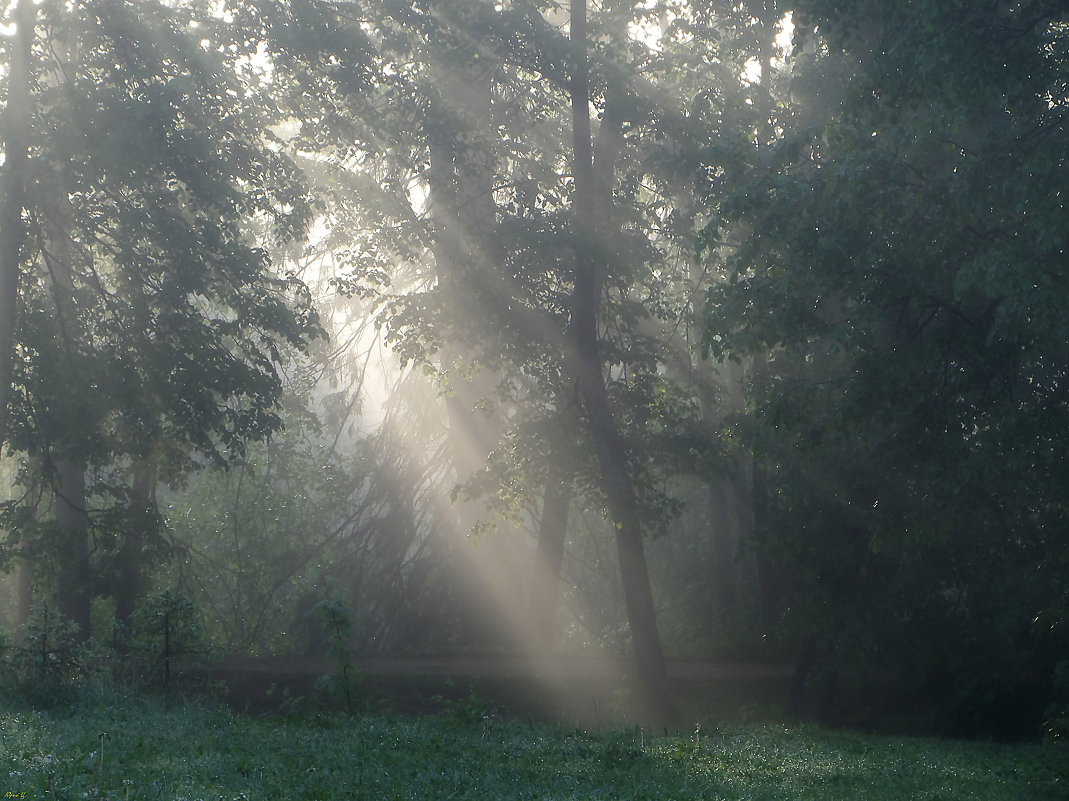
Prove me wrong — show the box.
[407,177,430,217]
[208,0,235,24]
[778,12,795,47]
[628,0,667,52]
[235,39,274,85]
[741,56,761,85]
[742,12,796,84]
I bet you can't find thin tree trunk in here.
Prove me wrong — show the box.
[746,354,788,633]
[0,0,36,449]
[15,556,32,642]
[54,459,91,641]
[42,140,91,640]
[531,472,571,650]
[115,461,155,627]
[9,452,40,642]
[709,479,739,613]
[789,633,838,723]
[568,0,674,728]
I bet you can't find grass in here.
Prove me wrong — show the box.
[0,694,1065,800]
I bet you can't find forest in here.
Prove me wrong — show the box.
[0,0,1066,748]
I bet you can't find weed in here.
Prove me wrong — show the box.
[309,596,363,715]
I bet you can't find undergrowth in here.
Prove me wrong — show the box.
[0,695,1065,801]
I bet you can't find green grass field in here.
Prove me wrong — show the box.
[1,695,1064,800]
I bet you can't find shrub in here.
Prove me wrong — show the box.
[127,589,213,691]
[3,605,87,705]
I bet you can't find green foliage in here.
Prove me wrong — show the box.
[0,696,1065,801]
[2,605,87,706]
[703,0,1069,736]
[4,0,1062,742]
[4,0,323,470]
[257,0,746,543]
[162,395,370,655]
[430,683,492,729]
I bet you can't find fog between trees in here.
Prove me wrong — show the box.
[0,0,1066,737]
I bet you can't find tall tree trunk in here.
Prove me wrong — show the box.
[709,479,739,613]
[15,557,32,642]
[744,354,788,633]
[41,129,92,640]
[0,0,36,449]
[54,459,91,641]
[710,358,758,617]
[9,452,40,642]
[115,461,156,627]
[531,471,571,651]
[568,0,674,728]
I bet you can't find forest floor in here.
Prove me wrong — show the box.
[200,654,810,730]
[3,692,1064,801]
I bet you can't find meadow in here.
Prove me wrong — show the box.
[0,694,1064,801]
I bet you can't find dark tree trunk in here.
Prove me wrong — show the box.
[115,461,156,627]
[750,440,790,633]
[54,460,91,641]
[709,479,739,614]
[569,0,674,728]
[16,557,32,642]
[0,0,35,449]
[789,633,839,724]
[531,473,571,650]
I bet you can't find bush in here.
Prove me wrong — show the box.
[126,589,213,691]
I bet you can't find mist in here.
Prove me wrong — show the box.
[0,0,1065,743]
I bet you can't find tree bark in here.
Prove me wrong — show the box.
[16,556,32,642]
[40,112,92,640]
[115,461,156,627]
[709,478,739,613]
[531,471,571,650]
[54,459,91,641]
[568,0,674,728]
[0,0,36,449]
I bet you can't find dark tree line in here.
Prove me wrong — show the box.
[704,0,1068,736]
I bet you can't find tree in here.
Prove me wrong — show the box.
[705,0,1069,735]
[0,0,322,639]
[567,0,676,727]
